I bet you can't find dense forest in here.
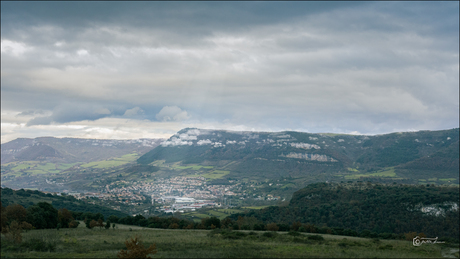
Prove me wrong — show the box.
[228,182,459,240]
[0,187,128,219]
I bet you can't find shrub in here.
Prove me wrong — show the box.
[222,231,247,240]
[118,235,157,258]
[291,221,302,231]
[241,225,250,230]
[378,244,393,250]
[266,223,279,232]
[169,223,179,229]
[288,231,302,236]
[262,232,277,238]
[21,238,56,252]
[90,220,98,229]
[253,223,265,231]
[3,220,22,244]
[307,235,324,241]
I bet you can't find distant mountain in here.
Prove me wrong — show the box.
[1,137,164,164]
[138,128,459,185]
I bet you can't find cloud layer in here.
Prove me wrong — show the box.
[1,2,458,143]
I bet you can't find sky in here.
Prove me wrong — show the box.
[1,2,459,143]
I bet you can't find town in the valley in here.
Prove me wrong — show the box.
[51,176,282,216]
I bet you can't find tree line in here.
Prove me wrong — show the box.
[1,187,128,219]
[229,182,459,241]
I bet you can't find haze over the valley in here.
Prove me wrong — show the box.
[1,2,459,144]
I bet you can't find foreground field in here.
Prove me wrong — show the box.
[1,223,456,258]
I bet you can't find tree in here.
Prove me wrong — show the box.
[26,202,58,229]
[203,217,221,229]
[97,218,105,229]
[169,223,179,229]
[85,218,93,229]
[58,208,74,228]
[5,204,28,224]
[221,218,233,229]
[105,220,111,230]
[117,235,157,258]
[69,220,80,228]
[108,215,119,223]
[266,223,279,231]
[1,201,7,233]
[291,221,302,231]
[90,219,98,229]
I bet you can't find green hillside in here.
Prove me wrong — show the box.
[137,128,459,187]
[1,187,128,219]
[229,182,459,239]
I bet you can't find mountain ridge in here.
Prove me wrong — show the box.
[137,127,459,186]
[1,136,164,164]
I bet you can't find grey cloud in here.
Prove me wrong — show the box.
[156,106,190,122]
[25,103,113,126]
[26,116,53,126]
[16,110,45,117]
[1,2,458,139]
[123,107,144,117]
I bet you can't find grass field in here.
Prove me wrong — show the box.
[3,161,79,176]
[345,167,398,180]
[202,170,230,180]
[242,206,270,210]
[1,222,453,258]
[183,209,246,221]
[172,164,214,170]
[80,153,139,169]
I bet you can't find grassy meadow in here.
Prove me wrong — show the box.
[80,153,139,169]
[1,222,455,258]
[182,208,245,222]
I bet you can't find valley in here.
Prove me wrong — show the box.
[1,128,459,218]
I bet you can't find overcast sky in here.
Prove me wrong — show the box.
[1,2,459,143]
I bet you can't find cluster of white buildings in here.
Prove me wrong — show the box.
[157,196,218,213]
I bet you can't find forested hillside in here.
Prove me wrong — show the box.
[1,187,128,219]
[230,182,459,239]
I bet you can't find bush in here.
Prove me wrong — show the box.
[266,223,279,231]
[287,231,302,236]
[253,223,265,231]
[262,232,278,238]
[105,220,111,229]
[21,238,56,252]
[118,235,157,258]
[3,220,22,244]
[241,225,250,230]
[307,235,324,241]
[223,231,247,240]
